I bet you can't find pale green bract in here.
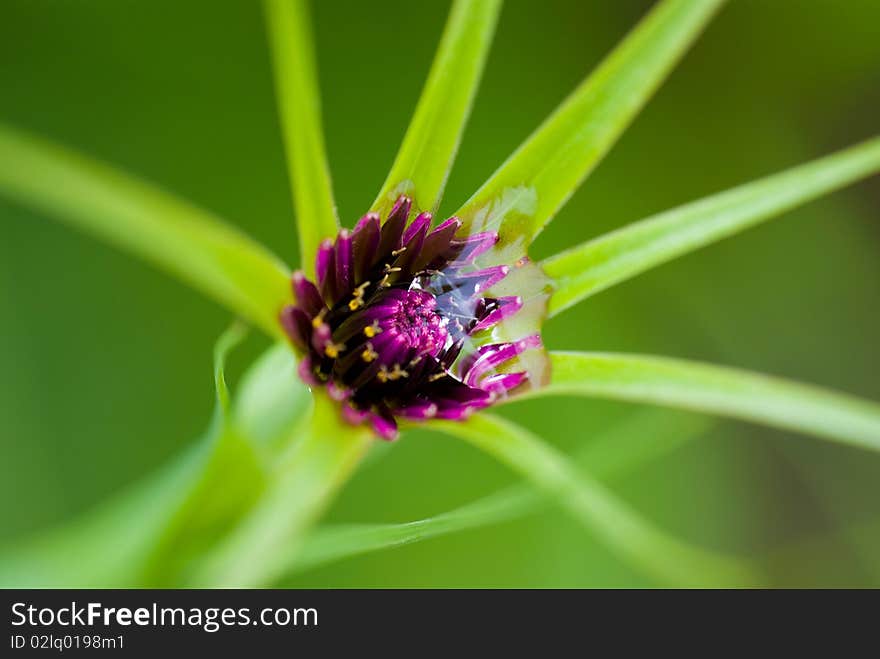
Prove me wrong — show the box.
[0,0,879,587]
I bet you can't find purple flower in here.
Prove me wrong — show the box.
[280,195,543,440]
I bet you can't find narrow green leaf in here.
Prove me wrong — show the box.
[190,395,371,587]
[233,342,310,449]
[264,0,339,274]
[544,136,880,315]
[456,0,723,245]
[287,411,711,576]
[437,413,759,586]
[0,325,261,587]
[526,352,880,453]
[371,0,502,215]
[140,325,268,585]
[0,124,291,339]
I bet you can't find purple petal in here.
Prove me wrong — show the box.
[327,380,351,402]
[402,212,432,245]
[448,231,498,265]
[315,239,337,304]
[297,356,320,387]
[448,265,510,297]
[334,229,353,299]
[375,196,411,263]
[396,400,439,420]
[470,296,523,333]
[341,402,369,425]
[310,322,333,355]
[352,213,381,283]
[369,411,399,441]
[280,306,312,351]
[480,371,528,395]
[291,271,324,317]
[389,213,430,280]
[462,334,542,387]
[415,217,462,271]
[433,404,475,420]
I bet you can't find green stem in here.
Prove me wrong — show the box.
[189,395,370,587]
[264,0,340,275]
[439,413,760,587]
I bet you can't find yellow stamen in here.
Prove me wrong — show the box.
[388,364,408,380]
[363,321,382,338]
[361,343,378,363]
[324,342,345,359]
[311,309,327,329]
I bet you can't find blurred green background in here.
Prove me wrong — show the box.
[1,0,879,587]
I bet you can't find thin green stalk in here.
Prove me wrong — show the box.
[189,395,370,587]
[437,413,760,587]
[264,0,339,274]
[0,123,291,339]
[524,352,880,453]
[544,136,880,315]
[287,412,711,576]
[456,0,724,246]
[372,0,502,215]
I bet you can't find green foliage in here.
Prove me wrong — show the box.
[264,0,340,274]
[287,411,711,575]
[371,0,501,215]
[190,395,371,587]
[435,413,760,586]
[0,124,291,339]
[455,0,724,247]
[536,352,880,452]
[543,137,880,315]
[1,0,879,588]
[0,325,268,586]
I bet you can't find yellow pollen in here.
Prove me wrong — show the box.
[391,247,407,257]
[363,321,382,338]
[388,364,408,380]
[324,342,345,359]
[428,372,447,382]
[383,264,402,274]
[361,344,378,362]
[379,274,391,288]
[348,298,363,311]
[311,309,327,328]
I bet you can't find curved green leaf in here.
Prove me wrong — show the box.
[0,325,262,587]
[436,413,759,586]
[371,0,502,215]
[524,352,880,453]
[233,342,310,449]
[264,0,339,273]
[456,0,724,246]
[287,411,711,576]
[544,136,880,315]
[0,123,291,339]
[189,395,371,587]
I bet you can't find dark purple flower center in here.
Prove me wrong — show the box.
[367,289,448,362]
[280,195,542,440]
